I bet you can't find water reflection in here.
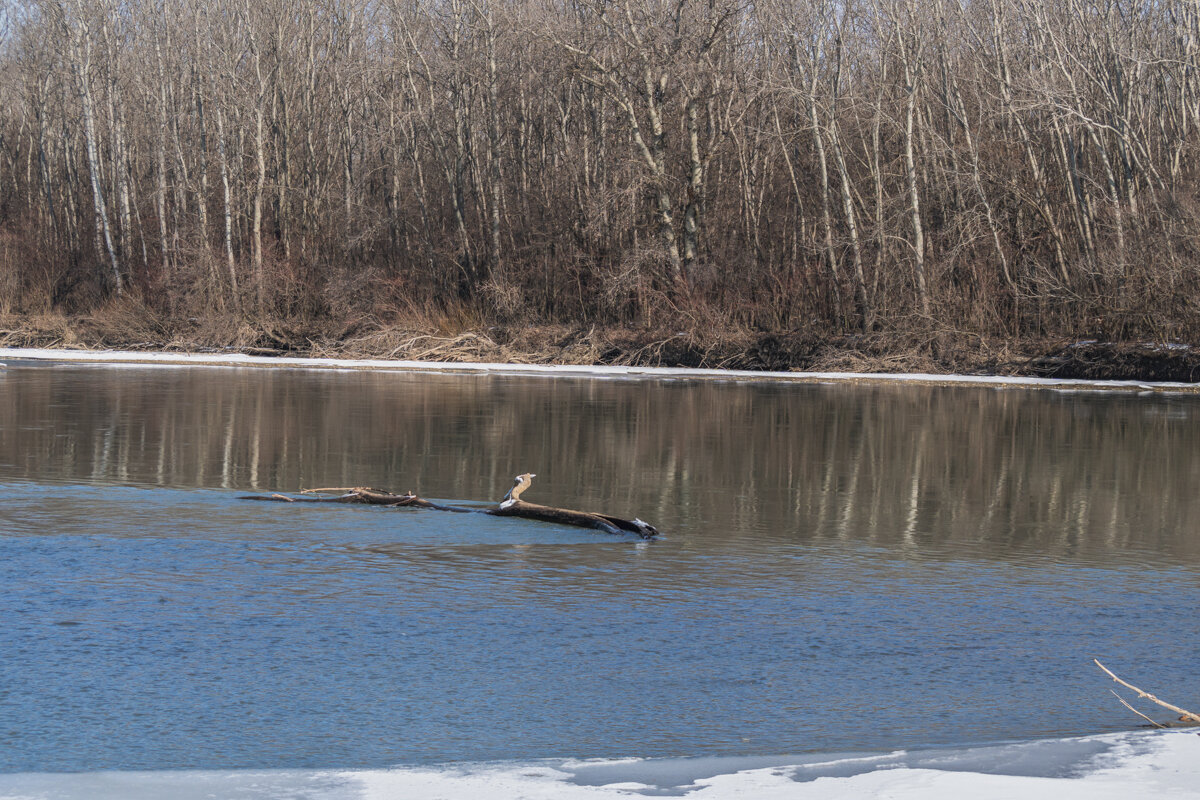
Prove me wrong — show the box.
[1,363,1198,562]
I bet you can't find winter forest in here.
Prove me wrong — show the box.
[0,0,1197,344]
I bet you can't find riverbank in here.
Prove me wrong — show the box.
[2,311,1198,384]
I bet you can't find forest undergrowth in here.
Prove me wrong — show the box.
[3,297,1199,382]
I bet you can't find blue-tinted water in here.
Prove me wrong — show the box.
[1,364,1198,772]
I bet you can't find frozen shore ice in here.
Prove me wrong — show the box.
[1,730,1197,799]
[1,346,1197,393]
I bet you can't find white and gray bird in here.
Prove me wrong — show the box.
[501,473,536,508]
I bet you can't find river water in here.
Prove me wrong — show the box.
[0,362,1198,774]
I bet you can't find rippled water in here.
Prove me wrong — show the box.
[1,363,1198,772]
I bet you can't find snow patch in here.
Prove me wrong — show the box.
[347,731,1200,799]
[1,731,1198,800]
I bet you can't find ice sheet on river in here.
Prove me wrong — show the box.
[1,730,1196,799]
[1,346,1198,392]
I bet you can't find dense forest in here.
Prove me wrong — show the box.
[0,0,1197,355]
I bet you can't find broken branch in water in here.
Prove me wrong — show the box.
[243,486,468,511]
[239,473,659,539]
[1094,658,1200,725]
[1109,690,1165,729]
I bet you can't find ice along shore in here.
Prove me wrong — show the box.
[2,346,1199,394]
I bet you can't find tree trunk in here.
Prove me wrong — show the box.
[66,5,122,294]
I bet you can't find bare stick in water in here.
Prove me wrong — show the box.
[1094,659,1200,723]
[1110,690,1165,728]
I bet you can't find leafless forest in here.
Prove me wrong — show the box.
[0,0,1197,347]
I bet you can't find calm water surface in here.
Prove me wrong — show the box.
[0,363,1198,772]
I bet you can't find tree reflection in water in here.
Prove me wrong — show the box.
[1,364,1197,562]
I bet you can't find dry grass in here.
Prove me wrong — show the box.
[2,300,1198,381]
[0,312,80,348]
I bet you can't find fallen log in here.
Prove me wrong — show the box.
[485,473,658,537]
[238,473,659,539]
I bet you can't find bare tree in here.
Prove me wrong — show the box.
[57,0,123,294]
[1,0,1198,342]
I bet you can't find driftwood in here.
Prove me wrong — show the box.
[241,487,468,512]
[485,473,658,537]
[1094,659,1200,727]
[239,473,659,539]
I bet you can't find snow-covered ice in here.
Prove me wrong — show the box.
[1,730,1197,799]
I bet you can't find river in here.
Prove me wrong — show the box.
[0,361,1197,777]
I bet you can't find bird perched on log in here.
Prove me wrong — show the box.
[240,471,658,538]
[501,473,536,508]
[490,472,657,538]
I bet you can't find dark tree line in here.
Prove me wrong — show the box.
[0,0,1197,340]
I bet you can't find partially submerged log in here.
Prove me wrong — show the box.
[486,473,658,537]
[239,473,659,539]
[241,487,467,512]
[1094,659,1200,728]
